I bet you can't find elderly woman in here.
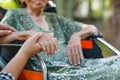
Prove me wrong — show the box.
[1,0,120,80]
[1,0,98,64]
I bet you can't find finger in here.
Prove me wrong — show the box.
[79,48,84,60]
[67,44,73,64]
[38,41,47,52]
[43,40,50,56]
[78,44,84,60]
[54,38,59,51]
[7,26,17,32]
[75,45,80,65]
[49,41,53,55]
[0,24,17,32]
[52,38,58,52]
[50,40,56,55]
[0,30,12,36]
[46,41,51,56]
[46,40,52,55]
[75,42,82,64]
[71,45,77,66]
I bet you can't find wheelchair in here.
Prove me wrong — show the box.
[0,1,120,80]
[0,33,120,80]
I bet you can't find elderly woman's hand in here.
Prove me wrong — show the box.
[67,24,98,65]
[67,33,84,65]
[38,33,59,56]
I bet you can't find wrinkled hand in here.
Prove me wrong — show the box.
[18,32,43,57]
[67,33,84,65]
[38,33,59,56]
[0,23,17,37]
[67,24,98,65]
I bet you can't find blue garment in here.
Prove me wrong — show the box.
[0,72,14,80]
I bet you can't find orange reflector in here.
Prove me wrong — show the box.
[81,40,93,49]
[18,69,42,80]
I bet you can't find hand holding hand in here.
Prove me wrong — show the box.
[18,32,43,57]
[38,33,59,56]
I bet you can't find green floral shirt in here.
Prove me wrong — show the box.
[1,8,82,44]
[1,8,120,80]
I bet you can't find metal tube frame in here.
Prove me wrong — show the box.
[35,55,47,80]
[96,38,120,55]
[0,44,47,80]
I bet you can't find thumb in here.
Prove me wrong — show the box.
[29,32,43,43]
[0,30,12,37]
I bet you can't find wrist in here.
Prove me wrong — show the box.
[73,32,82,39]
[17,50,31,60]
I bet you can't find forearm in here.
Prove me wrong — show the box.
[0,36,15,44]
[0,31,29,44]
[77,24,98,39]
[0,32,44,80]
[1,52,29,80]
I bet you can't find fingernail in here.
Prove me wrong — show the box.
[8,30,12,33]
[81,57,84,60]
[70,61,72,64]
[74,63,77,66]
[57,49,60,52]
[78,61,80,64]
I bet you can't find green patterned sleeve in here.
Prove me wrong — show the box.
[1,9,16,28]
[56,14,83,43]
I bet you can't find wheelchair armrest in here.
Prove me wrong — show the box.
[86,33,103,39]
[81,33,103,49]
[85,33,120,55]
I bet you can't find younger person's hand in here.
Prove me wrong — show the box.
[0,32,30,44]
[18,32,43,57]
[0,23,17,37]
